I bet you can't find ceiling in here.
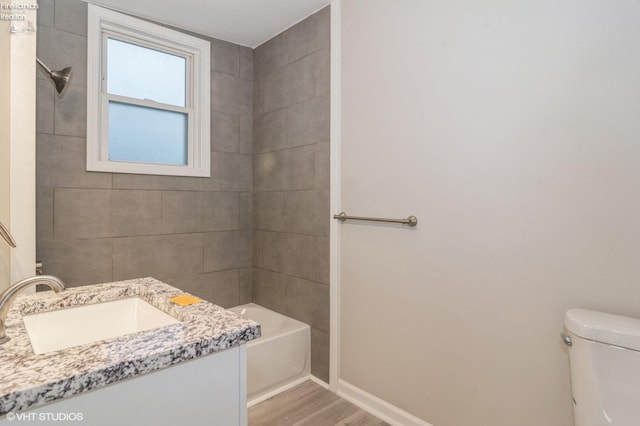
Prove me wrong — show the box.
[88,0,331,48]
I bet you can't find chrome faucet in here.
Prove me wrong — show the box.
[0,275,66,345]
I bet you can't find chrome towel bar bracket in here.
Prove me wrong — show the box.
[333,212,418,227]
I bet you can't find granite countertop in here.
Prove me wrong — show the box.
[0,277,260,415]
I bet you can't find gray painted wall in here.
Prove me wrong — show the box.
[252,8,330,382]
[36,0,254,308]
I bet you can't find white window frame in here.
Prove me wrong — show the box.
[87,4,210,177]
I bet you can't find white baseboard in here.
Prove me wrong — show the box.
[309,375,330,390]
[337,380,432,426]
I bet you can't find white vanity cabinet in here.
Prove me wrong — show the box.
[0,345,247,426]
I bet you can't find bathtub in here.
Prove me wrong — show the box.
[228,303,310,406]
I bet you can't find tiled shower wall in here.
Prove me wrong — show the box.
[35,0,254,307]
[35,0,331,382]
[252,8,331,382]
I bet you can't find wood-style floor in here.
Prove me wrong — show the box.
[249,381,390,426]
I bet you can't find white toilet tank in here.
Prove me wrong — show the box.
[565,309,640,426]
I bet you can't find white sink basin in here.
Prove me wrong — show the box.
[22,298,180,354]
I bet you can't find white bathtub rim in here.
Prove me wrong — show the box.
[228,303,310,345]
[230,303,308,329]
[249,327,310,346]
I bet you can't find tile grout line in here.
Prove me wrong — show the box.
[252,266,329,288]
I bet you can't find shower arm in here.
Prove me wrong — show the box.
[0,222,16,248]
[35,57,53,76]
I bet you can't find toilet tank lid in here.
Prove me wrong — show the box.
[565,309,640,351]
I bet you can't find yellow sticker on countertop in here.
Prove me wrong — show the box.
[169,295,203,306]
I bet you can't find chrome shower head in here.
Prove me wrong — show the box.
[36,57,72,95]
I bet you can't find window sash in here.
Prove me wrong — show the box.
[101,31,193,108]
[100,33,195,168]
[87,4,210,177]
[100,95,195,167]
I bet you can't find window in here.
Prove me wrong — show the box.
[87,5,210,177]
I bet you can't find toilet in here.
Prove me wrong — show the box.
[564,309,640,426]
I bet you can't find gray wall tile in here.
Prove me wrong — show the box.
[54,188,112,240]
[262,53,318,113]
[35,25,54,83]
[282,234,329,284]
[206,153,252,192]
[211,71,252,115]
[286,95,330,148]
[253,231,329,283]
[164,270,239,308]
[36,26,87,86]
[253,78,264,116]
[254,145,315,191]
[112,234,204,281]
[312,47,330,97]
[239,47,254,81]
[211,111,240,153]
[38,29,87,88]
[38,239,113,286]
[203,230,251,272]
[51,30,87,88]
[37,79,54,134]
[285,190,330,237]
[36,133,52,188]
[112,190,162,237]
[161,191,239,233]
[282,144,316,190]
[239,115,253,154]
[54,0,87,36]
[238,192,252,230]
[238,230,252,267]
[314,142,330,190]
[252,268,287,313]
[254,151,284,191]
[54,84,86,137]
[36,187,54,243]
[211,39,240,76]
[286,276,329,332]
[311,328,330,382]
[253,231,286,273]
[43,134,112,189]
[112,174,205,191]
[315,237,330,285]
[37,0,54,28]
[253,191,287,232]
[286,6,330,64]
[238,268,252,304]
[254,108,287,153]
[254,96,328,154]
[254,32,288,78]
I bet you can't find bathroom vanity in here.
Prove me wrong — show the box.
[0,278,260,425]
